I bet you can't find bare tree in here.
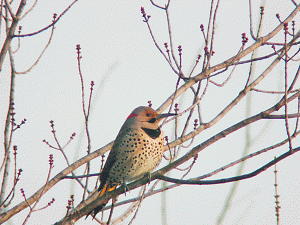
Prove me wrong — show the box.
[1,0,300,224]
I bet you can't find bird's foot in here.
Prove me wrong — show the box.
[120,181,129,196]
[144,172,152,184]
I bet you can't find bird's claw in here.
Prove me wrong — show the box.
[144,172,151,184]
[121,181,129,196]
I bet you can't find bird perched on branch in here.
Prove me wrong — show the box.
[87,106,175,219]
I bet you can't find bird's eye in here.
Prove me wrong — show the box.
[146,113,151,117]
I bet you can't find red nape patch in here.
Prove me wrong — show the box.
[126,113,138,120]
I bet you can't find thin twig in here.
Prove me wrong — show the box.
[128,185,146,225]
[22,155,54,224]
[274,157,280,225]
[4,0,15,19]
[15,14,56,74]
[19,0,37,19]
[206,0,220,69]
[0,0,27,71]
[14,0,78,37]
[140,7,178,74]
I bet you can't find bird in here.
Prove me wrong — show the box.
[86,106,175,219]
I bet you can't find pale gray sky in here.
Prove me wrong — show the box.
[1,0,300,224]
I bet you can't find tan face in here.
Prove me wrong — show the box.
[131,107,160,130]
[125,106,175,130]
[140,108,159,122]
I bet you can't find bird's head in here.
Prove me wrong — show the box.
[125,106,175,131]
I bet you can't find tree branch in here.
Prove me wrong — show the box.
[0,0,26,71]
[155,146,300,185]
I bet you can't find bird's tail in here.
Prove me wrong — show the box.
[86,183,117,219]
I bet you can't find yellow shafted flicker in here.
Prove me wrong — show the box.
[87,106,175,219]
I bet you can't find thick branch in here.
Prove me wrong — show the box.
[54,91,300,224]
[157,91,300,176]
[156,146,300,185]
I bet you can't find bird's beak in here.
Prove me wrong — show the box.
[156,112,177,121]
